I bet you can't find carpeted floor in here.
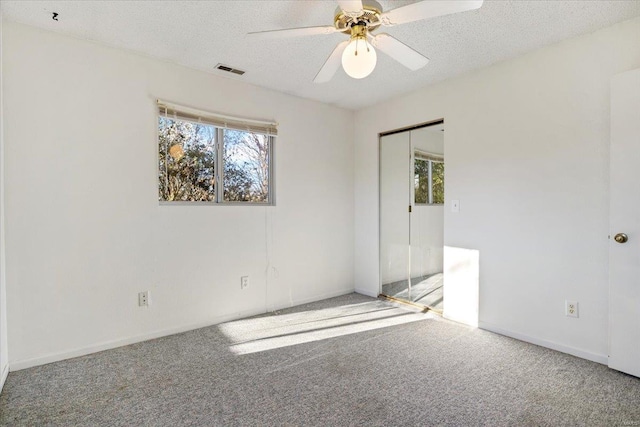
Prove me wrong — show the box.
[382,273,444,310]
[1,293,639,426]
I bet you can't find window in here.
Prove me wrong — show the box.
[158,102,275,204]
[223,129,271,203]
[414,153,444,205]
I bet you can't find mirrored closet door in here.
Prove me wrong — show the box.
[379,122,444,311]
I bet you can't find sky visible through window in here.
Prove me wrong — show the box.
[158,117,270,203]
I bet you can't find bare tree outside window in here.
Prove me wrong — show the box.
[158,117,272,203]
[431,161,444,204]
[223,130,270,202]
[415,158,429,204]
[414,157,444,205]
[158,117,216,201]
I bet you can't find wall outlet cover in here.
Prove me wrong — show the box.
[565,300,579,318]
[138,291,149,307]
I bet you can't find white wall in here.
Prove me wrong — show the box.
[3,22,355,369]
[0,13,9,390]
[411,126,444,158]
[354,17,640,362]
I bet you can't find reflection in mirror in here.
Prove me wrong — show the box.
[380,132,412,302]
[379,122,445,311]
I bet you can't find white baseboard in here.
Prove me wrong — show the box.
[10,309,261,371]
[10,287,356,371]
[267,288,355,313]
[479,321,608,365]
[354,287,378,298]
[0,363,8,393]
[443,312,478,328]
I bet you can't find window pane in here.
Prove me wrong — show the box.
[414,158,429,204]
[432,161,445,204]
[158,117,216,201]
[223,130,270,203]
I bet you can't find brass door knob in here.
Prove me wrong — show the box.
[614,233,628,243]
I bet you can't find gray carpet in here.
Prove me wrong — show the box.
[1,293,639,426]
[382,273,444,310]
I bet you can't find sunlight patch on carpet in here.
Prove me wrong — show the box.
[218,300,437,355]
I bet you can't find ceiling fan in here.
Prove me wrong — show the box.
[248,0,484,82]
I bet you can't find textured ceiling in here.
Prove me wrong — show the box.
[2,1,639,110]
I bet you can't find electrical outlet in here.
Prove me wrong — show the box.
[565,300,578,318]
[241,276,249,289]
[138,291,149,307]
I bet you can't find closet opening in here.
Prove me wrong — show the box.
[379,120,444,311]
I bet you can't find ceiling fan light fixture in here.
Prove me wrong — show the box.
[250,0,483,83]
[341,25,377,79]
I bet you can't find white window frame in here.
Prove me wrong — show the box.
[157,100,277,205]
[414,151,444,206]
[215,127,276,206]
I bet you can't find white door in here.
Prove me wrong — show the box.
[609,68,640,378]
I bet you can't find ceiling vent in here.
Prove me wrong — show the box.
[215,64,245,76]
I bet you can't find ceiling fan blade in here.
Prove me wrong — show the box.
[380,0,483,26]
[314,41,349,83]
[248,26,338,39]
[369,34,429,71]
[337,0,364,17]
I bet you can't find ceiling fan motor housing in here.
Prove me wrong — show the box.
[334,0,383,34]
